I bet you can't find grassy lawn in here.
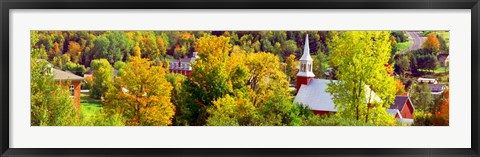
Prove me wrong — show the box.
[415,67,449,84]
[80,93,103,116]
[396,41,411,54]
[418,67,449,74]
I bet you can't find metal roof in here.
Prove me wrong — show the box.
[387,109,402,119]
[428,84,447,92]
[294,79,337,112]
[294,79,383,112]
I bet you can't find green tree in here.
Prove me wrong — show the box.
[206,93,257,126]
[312,51,327,78]
[394,54,411,77]
[92,36,112,62]
[31,48,78,126]
[103,57,175,126]
[410,82,433,113]
[326,31,396,125]
[282,40,299,58]
[415,54,439,72]
[90,59,114,99]
[62,62,86,76]
[166,73,199,126]
[113,61,127,70]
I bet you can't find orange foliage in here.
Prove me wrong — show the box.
[422,32,440,52]
[384,64,393,75]
[53,42,60,53]
[394,79,406,96]
[435,89,449,123]
[181,32,193,40]
[67,41,82,63]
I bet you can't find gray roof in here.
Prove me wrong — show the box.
[396,118,414,124]
[387,109,402,119]
[389,95,414,112]
[53,68,85,82]
[180,57,196,63]
[294,79,337,112]
[294,79,382,112]
[428,84,446,92]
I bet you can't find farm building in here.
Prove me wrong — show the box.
[388,95,415,123]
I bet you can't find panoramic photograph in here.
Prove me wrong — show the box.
[30,30,449,126]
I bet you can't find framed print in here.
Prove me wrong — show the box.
[1,0,479,157]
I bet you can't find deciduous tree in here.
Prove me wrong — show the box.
[326,31,396,125]
[31,48,78,126]
[103,57,175,126]
[422,32,440,54]
[90,59,114,99]
[409,82,432,113]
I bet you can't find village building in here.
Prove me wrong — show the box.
[428,83,447,98]
[418,77,437,84]
[53,68,85,109]
[169,52,199,78]
[388,95,415,124]
[437,54,449,67]
[37,59,84,109]
[417,77,448,98]
[293,35,381,116]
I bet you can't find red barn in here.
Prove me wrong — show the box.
[389,95,415,119]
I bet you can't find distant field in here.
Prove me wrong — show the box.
[396,41,411,54]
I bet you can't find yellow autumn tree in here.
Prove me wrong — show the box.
[103,56,175,126]
[394,78,406,95]
[285,54,299,82]
[422,32,440,54]
[133,42,141,57]
[245,52,290,107]
[190,34,232,107]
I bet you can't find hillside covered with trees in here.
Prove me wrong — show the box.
[30,30,449,126]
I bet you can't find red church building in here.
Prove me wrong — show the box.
[294,34,380,116]
[293,35,413,124]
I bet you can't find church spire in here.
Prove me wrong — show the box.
[299,34,313,61]
[295,34,315,92]
[297,34,315,77]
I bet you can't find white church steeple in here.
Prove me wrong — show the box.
[297,34,315,78]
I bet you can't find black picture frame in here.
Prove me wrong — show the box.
[1,0,479,157]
